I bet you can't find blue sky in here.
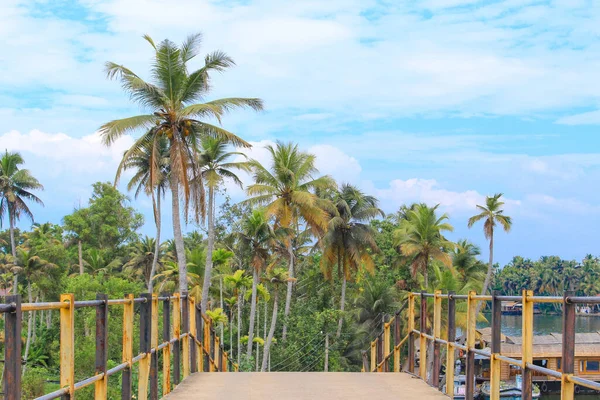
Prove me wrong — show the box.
[1,0,600,265]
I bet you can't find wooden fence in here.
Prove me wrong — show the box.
[1,291,236,400]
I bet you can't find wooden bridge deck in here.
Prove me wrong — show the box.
[163,372,449,399]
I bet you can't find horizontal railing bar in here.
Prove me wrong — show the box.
[132,353,145,364]
[435,338,448,345]
[451,295,468,300]
[22,302,67,311]
[422,333,434,341]
[454,343,467,351]
[569,375,600,391]
[524,363,562,379]
[470,348,491,358]
[568,297,600,304]
[496,354,522,367]
[74,300,104,308]
[472,295,493,301]
[107,361,129,376]
[106,299,130,305]
[34,387,69,400]
[530,296,562,304]
[0,303,15,313]
[74,373,103,390]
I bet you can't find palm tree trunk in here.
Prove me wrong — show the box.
[22,282,33,375]
[237,293,242,366]
[336,275,347,337]
[170,175,188,293]
[149,190,161,292]
[261,291,279,372]
[220,277,224,340]
[256,303,260,371]
[201,186,215,313]
[476,232,494,315]
[78,240,84,275]
[246,268,258,356]
[9,211,17,294]
[230,311,234,356]
[282,244,294,341]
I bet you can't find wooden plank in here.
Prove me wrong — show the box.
[162,293,172,395]
[394,313,401,372]
[4,294,22,400]
[189,297,197,374]
[561,291,575,400]
[408,293,415,374]
[181,292,190,378]
[95,294,109,400]
[490,291,502,400]
[361,350,369,372]
[122,294,134,400]
[150,294,159,400]
[420,292,427,381]
[465,291,477,400]
[522,290,533,400]
[138,293,152,399]
[383,319,390,372]
[432,290,441,387]
[173,293,181,384]
[60,293,75,399]
[446,291,455,397]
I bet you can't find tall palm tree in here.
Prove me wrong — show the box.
[117,135,169,292]
[198,136,250,313]
[212,248,234,339]
[246,141,334,340]
[468,193,512,298]
[224,269,252,365]
[261,267,294,372]
[238,208,275,356]
[123,236,163,289]
[0,151,44,294]
[99,33,263,293]
[394,204,454,288]
[452,239,486,285]
[245,283,270,370]
[320,184,383,337]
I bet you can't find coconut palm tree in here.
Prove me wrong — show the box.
[212,248,234,339]
[123,236,163,289]
[99,33,263,293]
[224,269,252,365]
[238,208,275,356]
[246,141,334,340]
[198,136,250,313]
[261,267,295,372]
[224,296,237,355]
[0,151,44,294]
[452,239,486,285]
[245,283,270,370]
[117,135,169,292]
[320,184,383,337]
[468,193,512,298]
[394,204,454,288]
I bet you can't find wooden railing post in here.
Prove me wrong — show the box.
[214,330,221,372]
[465,291,477,400]
[432,290,442,387]
[181,292,190,378]
[490,291,502,400]
[419,291,427,380]
[361,350,369,372]
[173,293,181,385]
[211,324,217,372]
[4,294,22,400]
[370,340,376,372]
[122,294,134,399]
[562,291,575,400]
[195,303,203,372]
[446,291,456,397]
[60,293,75,399]
[94,294,108,400]
[394,312,401,372]
[377,332,384,372]
[189,297,197,374]
[138,293,152,399]
[383,316,391,372]
[150,294,159,400]
[161,293,172,395]
[408,293,415,374]
[522,290,534,400]
[204,315,211,372]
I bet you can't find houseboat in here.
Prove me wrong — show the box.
[500,302,542,315]
[475,328,600,394]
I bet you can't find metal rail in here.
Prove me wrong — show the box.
[364,290,597,400]
[1,292,238,400]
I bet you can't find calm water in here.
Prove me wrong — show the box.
[477,314,600,399]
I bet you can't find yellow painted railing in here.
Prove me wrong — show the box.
[1,291,237,400]
[362,290,600,400]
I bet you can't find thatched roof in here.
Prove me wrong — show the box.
[498,332,600,358]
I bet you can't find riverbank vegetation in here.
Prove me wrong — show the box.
[0,32,590,397]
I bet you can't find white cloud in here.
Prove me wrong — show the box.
[556,110,600,126]
[293,113,335,121]
[309,144,362,183]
